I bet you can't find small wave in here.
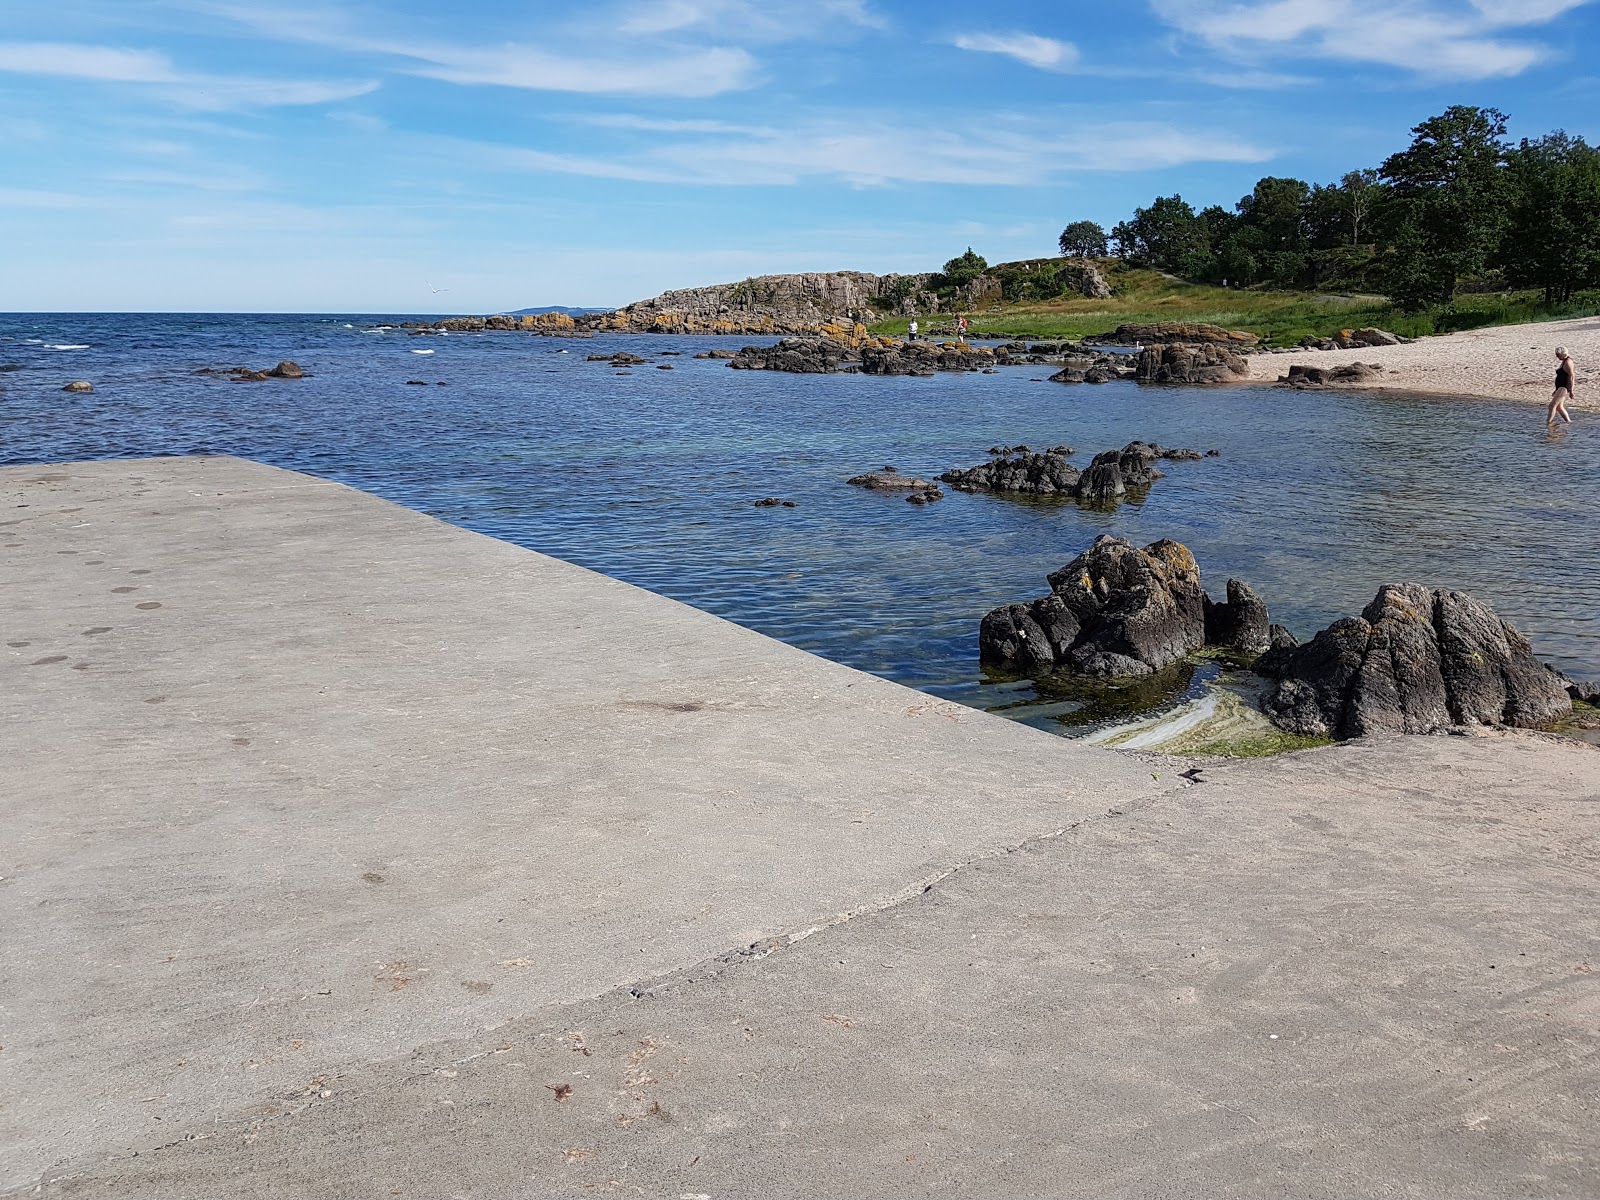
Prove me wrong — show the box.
[411,349,435,355]
[46,344,90,351]
[344,324,355,329]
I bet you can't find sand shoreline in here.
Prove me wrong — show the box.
[1243,313,1599,408]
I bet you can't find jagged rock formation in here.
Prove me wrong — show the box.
[1254,584,1572,739]
[1204,579,1272,653]
[724,337,1026,375]
[940,449,1080,495]
[1086,323,1260,348]
[979,535,1267,677]
[728,339,855,373]
[942,441,1205,501]
[859,341,1006,375]
[1135,344,1251,384]
[598,273,925,335]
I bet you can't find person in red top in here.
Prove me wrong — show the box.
[958,315,968,339]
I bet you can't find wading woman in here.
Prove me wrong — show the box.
[1550,346,1576,426]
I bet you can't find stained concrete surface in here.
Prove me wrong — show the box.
[3,457,1597,1198]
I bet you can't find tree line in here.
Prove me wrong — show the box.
[1058,107,1600,310]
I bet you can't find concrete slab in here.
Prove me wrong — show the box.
[2,456,1171,1194]
[46,736,1600,1200]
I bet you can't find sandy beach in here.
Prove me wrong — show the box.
[1247,313,1600,407]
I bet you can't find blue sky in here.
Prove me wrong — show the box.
[2,0,1597,313]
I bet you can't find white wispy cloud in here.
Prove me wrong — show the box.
[0,40,377,108]
[616,0,885,40]
[455,117,1271,188]
[0,187,108,209]
[1151,0,1592,80]
[950,32,1078,71]
[194,3,759,97]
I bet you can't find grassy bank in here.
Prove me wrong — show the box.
[866,263,1600,347]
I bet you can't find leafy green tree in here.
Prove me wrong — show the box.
[1113,195,1211,275]
[1057,220,1109,258]
[1380,106,1511,309]
[1338,169,1383,246]
[1500,132,1600,304]
[940,247,989,288]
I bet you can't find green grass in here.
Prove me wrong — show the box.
[867,263,1600,347]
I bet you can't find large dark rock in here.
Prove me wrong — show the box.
[728,339,851,373]
[940,450,1080,495]
[1256,584,1573,739]
[940,441,1176,501]
[1281,362,1382,387]
[860,341,1001,376]
[266,360,305,378]
[1135,343,1250,384]
[1203,578,1272,653]
[980,536,1263,677]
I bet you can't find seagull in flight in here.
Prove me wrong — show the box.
[426,280,448,294]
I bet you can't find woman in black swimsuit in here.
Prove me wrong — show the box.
[1549,346,1575,426]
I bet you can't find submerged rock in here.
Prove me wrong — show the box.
[62,381,94,393]
[847,470,935,491]
[1255,584,1572,739]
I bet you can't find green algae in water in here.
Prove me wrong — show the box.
[1553,699,1600,747]
[1087,671,1332,758]
[983,658,1206,730]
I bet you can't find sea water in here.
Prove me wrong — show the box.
[3,312,1595,735]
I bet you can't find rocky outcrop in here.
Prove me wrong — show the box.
[942,441,1203,501]
[1047,351,1137,384]
[1280,362,1384,387]
[940,450,1080,495]
[728,339,852,373]
[1291,328,1413,352]
[1060,261,1114,300]
[62,381,93,393]
[860,341,1006,376]
[1255,584,1572,739]
[603,273,926,335]
[197,362,309,382]
[980,535,1267,677]
[1136,344,1251,384]
[1086,323,1259,348]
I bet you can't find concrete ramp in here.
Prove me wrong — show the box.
[3,457,1596,1198]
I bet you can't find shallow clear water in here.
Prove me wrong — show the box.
[3,313,1596,733]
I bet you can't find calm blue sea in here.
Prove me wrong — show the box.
[3,312,1596,731]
